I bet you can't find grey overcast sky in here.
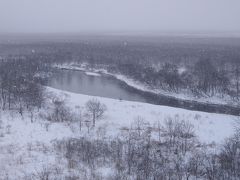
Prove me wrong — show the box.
[0,0,240,33]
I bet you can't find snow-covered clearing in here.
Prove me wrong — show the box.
[0,86,238,179]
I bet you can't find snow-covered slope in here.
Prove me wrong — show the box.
[49,87,237,144]
[0,87,238,179]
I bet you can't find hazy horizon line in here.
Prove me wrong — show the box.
[1,30,240,38]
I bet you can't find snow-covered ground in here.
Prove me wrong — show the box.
[0,86,238,179]
[48,87,237,144]
[54,63,239,106]
[85,71,101,76]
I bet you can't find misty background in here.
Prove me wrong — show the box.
[0,0,240,34]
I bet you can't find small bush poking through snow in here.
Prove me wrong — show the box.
[47,98,73,122]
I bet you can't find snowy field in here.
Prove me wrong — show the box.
[0,87,238,179]
[47,87,237,144]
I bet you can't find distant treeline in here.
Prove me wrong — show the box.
[105,59,240,100]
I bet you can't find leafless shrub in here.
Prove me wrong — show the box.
[47,98,73,122]
[33,166,52,180]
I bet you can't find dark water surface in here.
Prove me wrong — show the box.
[48,69,240,116]
[48,69,148,103]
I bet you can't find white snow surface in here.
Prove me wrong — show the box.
[85,71,101,76]
[0,86,238,179]
[47,87,236,144]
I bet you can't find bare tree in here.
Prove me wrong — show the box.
[34,166,52,180]
[219,135,240,179]
[85,99,107,127]
[75,105,83,131]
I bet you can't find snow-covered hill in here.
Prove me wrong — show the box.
[0,87,238,179]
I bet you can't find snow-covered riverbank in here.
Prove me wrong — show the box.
[54,63,239,107]
[47,87,237,144]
